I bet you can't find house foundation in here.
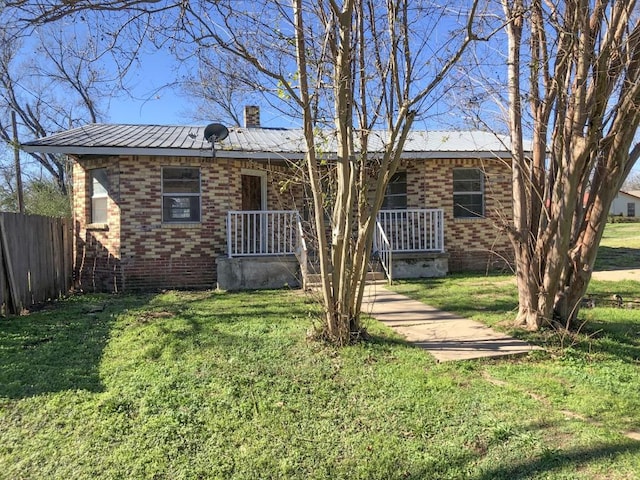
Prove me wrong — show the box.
[216,255,301,291]
[391,252,449,279]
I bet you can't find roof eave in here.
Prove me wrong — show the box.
[21,144,515,160]
[619,190,640,200]
[21,145,308,160]
[399,151,514,160]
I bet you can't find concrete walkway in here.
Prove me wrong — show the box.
[592,268,640,281]
[362,284,541,362]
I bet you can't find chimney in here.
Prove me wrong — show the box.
[244,105,260,128]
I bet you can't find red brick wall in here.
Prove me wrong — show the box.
[116,156,226,290]
[72,154,514,291]
[405,157,514,271]
[72,156,297,291]
[72,157,124,292]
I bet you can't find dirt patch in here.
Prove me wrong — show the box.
[625,431,640,441]
[136,310,176,323]
[481,372,509,387]
[559,409,587,421]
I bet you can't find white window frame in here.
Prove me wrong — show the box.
[90,168,108,224]
[162,167,202,223]
[453,168,485,218]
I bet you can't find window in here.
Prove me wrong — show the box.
[162,167,201,223]
[91,169,108,224]
[453,168,484,218]
[382,171,407,210]
[628,202,636,217]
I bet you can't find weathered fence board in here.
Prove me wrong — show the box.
[0,213,73,315]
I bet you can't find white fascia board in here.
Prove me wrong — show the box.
[385,151,514,160]
[21,145,307,161]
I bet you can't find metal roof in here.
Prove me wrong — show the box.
[21,123,516,159]
[621,190,640,200]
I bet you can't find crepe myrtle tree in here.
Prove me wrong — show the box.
[501,0,640,330]
[7,0,482,345]
[177,0,483,344]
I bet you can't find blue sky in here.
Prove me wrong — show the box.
[104,48,192,125]
[107,90,188,125]
[10,8,639,178]
[79,49,640,179]
[102,46,299,128]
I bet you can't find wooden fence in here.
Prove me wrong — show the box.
[0,213,73,315]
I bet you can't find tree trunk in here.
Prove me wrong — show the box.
[502,0,640,332]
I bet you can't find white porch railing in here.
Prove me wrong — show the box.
[377,209,445,252]
[227,208,443,268]
[227,210,302,257]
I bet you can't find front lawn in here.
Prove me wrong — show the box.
[392,275,640,455]
[600,223,640,248]
[1,288,639,479]
[595,222,640,269]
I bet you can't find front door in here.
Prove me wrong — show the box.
[242,174,263,211]
[241,174,265,253]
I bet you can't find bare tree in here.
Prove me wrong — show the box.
[0,25,108,192]
[171,0,482,344]
[6,0,481,345]
[501,0,640,330]
[181,55,270,127]
[0,8,147,193]
[623,170,640,191]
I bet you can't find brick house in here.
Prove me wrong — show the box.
[23,109,515,292]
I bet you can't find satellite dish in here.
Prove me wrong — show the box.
[204,123,229,143]
[203,123,229,159]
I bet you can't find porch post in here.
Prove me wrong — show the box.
[438,210,445,252]
[227,212,232,257]
[373,216,378,253]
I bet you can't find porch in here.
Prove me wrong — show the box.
[216,209,448,290]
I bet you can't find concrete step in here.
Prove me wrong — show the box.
[304,271,386,288]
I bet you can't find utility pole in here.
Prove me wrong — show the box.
[11,111,24,214]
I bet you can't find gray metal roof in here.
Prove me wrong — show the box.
[21,123,515,159]
[621,190,640,200]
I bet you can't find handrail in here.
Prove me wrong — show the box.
[295,214,308,289]
[374,219,393,284]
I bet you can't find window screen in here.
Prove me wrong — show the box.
[453,168,484,218]
[91,169,108,223]
[382,171,407,210]
[162,167,201,223]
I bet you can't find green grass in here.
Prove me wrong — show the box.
[596,223,640,270]
[601,223,640,247]
[2,288,640,479]
[392,275,640,454]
